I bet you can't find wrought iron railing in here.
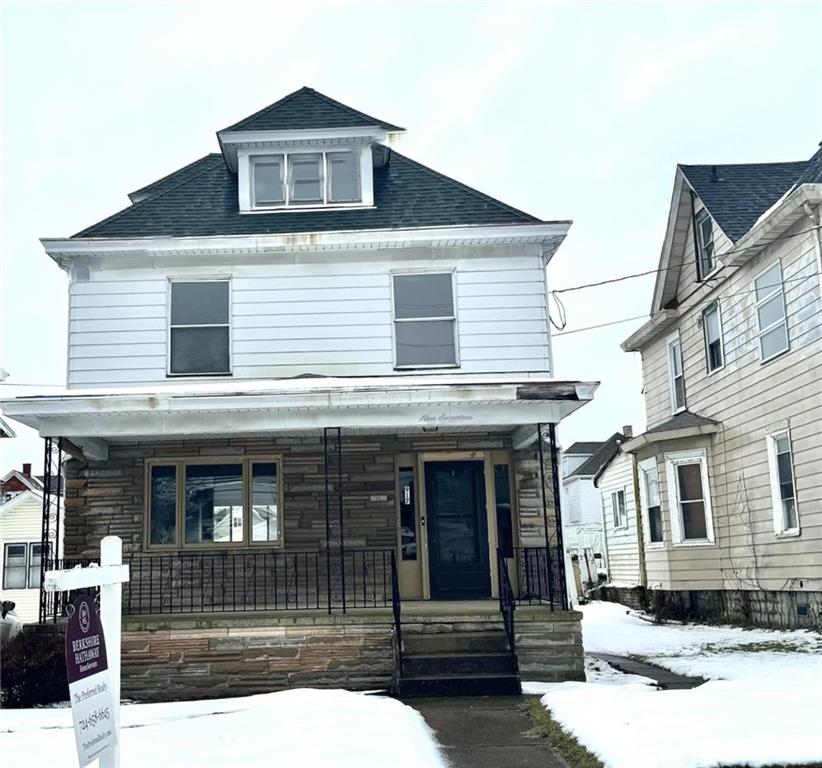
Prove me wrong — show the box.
[121,548,394,615]
[389,550,403,676]
[507,546,567,610]
[497,548,516,662]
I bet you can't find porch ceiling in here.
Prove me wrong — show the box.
[1,375,598,459]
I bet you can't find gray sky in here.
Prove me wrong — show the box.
[1,0,820,473]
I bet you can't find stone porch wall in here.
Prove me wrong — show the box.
[516,609,584,682]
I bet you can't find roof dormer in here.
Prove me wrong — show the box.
[216,87,404,213]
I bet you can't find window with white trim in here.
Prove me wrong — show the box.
[754,261,789,362]
[702,300,724,373]
[611,489,627,529]
[667,333,686,412]
[250,150,361,208]
[639,459,663,544]
[169,281,231,376]
[665,450,714,544]
[767,431,798,534]
[2,543,28,589]
[392,273,458,367]
[695,209,716,279]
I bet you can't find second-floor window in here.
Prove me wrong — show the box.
[702,301,724,373]
[392,272,458,368]
[667,332,686,412]
[251,150,361,208]
[169,281,231,376]
[754,260,789,362]
[695,209,716,279]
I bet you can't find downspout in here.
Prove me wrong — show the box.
[802,202,822,299]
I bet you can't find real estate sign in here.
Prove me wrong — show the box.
[65,594,117,767]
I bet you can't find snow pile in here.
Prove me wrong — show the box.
[534,601,822,768]
[0,689,445,768]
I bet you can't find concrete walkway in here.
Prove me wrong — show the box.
[591,653,706,689]
[407,696,567,768]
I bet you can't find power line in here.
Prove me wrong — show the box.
[552,315,649,337]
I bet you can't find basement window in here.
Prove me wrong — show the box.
[168,280,231,376]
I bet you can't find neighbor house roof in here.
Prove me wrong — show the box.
[622,411,720,453]
[73,149,543,239]
[569,433,624,480]
[219,86,404,133]
[0,416,15,438]
[0,469,43,493]
[565,441,603,456]
[679,161,807,242]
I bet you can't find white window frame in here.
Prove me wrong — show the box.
[754,259,789,363]
[638,457,664,547]
[664,449,715,546]
[247,148,365,211]
[766,429,800,536]
[2,541,39,590]
[702,300,725,374]
[666,331,686,414]
[167,278,232,378]
[695,208,718,280]
[391,270,460,370]
[611,488,627,530]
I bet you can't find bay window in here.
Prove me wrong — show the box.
[665,450,715,544]
[639,458,663,544]
[146,458,282,549]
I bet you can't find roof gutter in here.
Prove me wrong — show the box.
[621,309,679,352]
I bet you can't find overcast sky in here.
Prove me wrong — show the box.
[1,0,820,473]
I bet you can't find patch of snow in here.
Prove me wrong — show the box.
[0,689,445,768]
[523,655,656,695]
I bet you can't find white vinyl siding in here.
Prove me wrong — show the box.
[66,249,552,387]
[599,451,641,586]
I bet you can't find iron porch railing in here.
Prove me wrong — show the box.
[121,548,394,616]
[497,548,517,662]
[507,546,567,610]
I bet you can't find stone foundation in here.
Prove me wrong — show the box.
[515,608,584,682]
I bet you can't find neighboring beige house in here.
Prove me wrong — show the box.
[619,145,822,628]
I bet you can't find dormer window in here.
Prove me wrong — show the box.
[248,150,362,210]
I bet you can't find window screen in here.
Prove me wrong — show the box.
[393,274,457,367]
[169,282,230,375]
[327,152,361,202]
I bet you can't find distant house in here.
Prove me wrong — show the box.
[562,433,628,587]
[0,464,61,623]
[620,145,822,628]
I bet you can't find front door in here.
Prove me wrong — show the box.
[424,460,490,600]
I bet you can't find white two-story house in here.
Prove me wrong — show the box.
[620,146,822,628]
[2,87,596,699]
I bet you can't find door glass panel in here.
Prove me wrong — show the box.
[494,464,513,558]
[432,466,480,565]
[185,464,244,544]
[399,466,417,560]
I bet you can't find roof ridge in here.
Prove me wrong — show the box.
[304,87,403,131]
[389,150,543,222]
[679,160,807,170]
[130,153,222,198]
[219,87,309,134]
[73,155,225,238]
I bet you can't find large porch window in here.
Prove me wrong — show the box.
[146,458,282,549]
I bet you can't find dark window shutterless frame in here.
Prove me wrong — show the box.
[168,280,231,376]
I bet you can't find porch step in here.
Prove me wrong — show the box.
[403,630,509,655]
[403,652,516,677]
[398,673,521,698]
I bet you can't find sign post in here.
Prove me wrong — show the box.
[45,535,129,768]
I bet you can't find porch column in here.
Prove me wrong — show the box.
[39,437,63,623]
[323,427,345,612]
[536,423,569,611]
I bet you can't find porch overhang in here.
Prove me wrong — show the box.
[622,411,720,452]
[1,376,598,460]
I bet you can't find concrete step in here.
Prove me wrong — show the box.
[403,652,516,677]
[399,673,522,698]
[404,630,509,655]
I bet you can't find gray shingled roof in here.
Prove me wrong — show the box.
[129,154,223,203]
[645,411,719,434]
[790,144,822,188]
[679,160,807,242]
[73,148,542,239]
[565,441,603,456]
[220,86,404,133]
[568,433,624,479]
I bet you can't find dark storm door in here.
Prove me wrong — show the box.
[424,460,491,600]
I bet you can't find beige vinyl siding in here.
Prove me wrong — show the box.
[0,492,46,623]
[599,451,641,586]
[636,203,822,592]
[67,245,552,387]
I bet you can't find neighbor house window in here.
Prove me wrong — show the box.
[754,261,789,362]
[611,489,627,529]
[665,450,714,544]
[28,543,43,589]
[494,464,514,558]
[695,209,716,279]
[702,301,724,372]
[250,150,361,208]
[392,273,458,367]
[2,543,28,589]
[767,432,798,534]
[169,281,230,376]
[146,458,281,549]
[639,459,663,544]
[667,332,686,412]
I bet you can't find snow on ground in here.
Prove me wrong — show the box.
[0,689,445,768]
[528,601,822,768]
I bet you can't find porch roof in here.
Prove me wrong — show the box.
[1,375,598,459]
